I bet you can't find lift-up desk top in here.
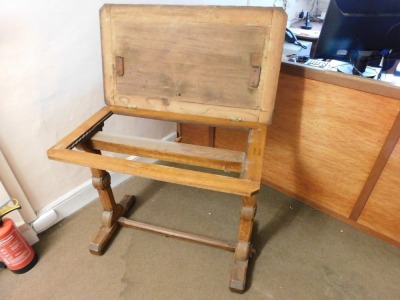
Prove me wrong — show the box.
[100,4,285,124]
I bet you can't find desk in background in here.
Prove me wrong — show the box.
[301,59,400,87]
[289,21,322,58]
[282,40,312,59]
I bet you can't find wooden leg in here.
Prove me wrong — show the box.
[89,169,135,255]
[76,142,136,255]
[230,195,257,292]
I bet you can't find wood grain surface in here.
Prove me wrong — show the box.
[262,71,400,218]
[178,62,400,245]
[358,138,400,242]
[100,5,287,123]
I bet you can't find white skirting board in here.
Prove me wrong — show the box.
[32,131,177,233]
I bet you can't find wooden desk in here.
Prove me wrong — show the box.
[179,62,400,247]
[47,5,288,292]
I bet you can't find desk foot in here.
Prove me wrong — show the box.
[89,195,136,255]
[229,195,258,292]
[229,259,248,292]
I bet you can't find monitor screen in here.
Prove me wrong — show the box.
[314,0,400,76]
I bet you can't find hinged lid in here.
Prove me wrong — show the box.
[100,5,287,124]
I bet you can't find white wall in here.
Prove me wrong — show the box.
[0,0,179,213]
[287,0,314,23]
[0,0,302,218]
[317,0,330,14]
[248,0,314,24]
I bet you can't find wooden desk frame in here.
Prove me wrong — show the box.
[48,105,266,291]
[47,5,286,292]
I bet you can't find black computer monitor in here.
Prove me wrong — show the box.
[314,0,400,77]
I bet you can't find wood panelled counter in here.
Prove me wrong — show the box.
[179,62,400,247]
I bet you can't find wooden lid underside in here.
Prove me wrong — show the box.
[100,5,287,123]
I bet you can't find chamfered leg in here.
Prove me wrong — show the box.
[89,168,135,255]
[230,126,266,291]
[78,143,136,255]
[230,194,257,292]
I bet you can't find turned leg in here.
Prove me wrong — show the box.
[230,126,265,291]
[230,195,257,292]
[77,140,136,255]
[88,168,135,255]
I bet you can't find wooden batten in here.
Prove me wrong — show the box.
[49,107,112,150]
[118,217,236,252]
[89,132,245,173]
[47,149,260,197]
[109,106,263,129]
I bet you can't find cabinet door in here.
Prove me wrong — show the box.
[358,139,400,244]
[262,72,400,218]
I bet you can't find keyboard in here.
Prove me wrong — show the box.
[304,59,330,69]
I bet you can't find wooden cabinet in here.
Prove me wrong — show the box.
[179,63,400,246]
[358,139,400,243]
[262,69,400,219]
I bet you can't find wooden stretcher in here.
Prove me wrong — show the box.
[47,5,286,292]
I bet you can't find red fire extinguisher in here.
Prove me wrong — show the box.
[0,198,38,273]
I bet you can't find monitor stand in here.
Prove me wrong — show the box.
[337,64,377,78]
